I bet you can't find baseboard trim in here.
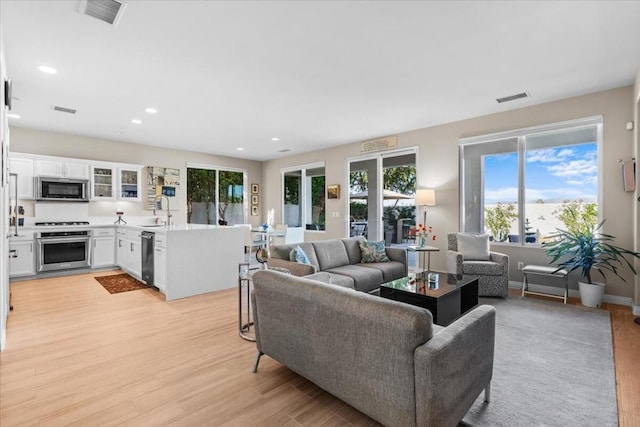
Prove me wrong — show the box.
[633,303,640,316]
[508,280,632,307]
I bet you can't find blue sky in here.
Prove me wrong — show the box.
[484,142,597,204]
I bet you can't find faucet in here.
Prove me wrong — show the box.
[155,195,172,226]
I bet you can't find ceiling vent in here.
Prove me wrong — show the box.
[496,92,530,103]
[278,149,291,153]
[78,0,126,26]
[53,106,77,114]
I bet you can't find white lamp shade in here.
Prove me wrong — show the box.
[416,189,436,206]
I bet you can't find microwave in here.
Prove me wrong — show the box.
[36,177,90,202]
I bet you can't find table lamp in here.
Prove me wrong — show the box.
[415,189,436,226]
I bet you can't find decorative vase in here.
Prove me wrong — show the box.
[419,236,426,248]
[578,281,605,308]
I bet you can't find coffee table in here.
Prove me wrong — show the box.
[379,271,479,326]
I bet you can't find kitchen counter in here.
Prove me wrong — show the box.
[10,222,245,301]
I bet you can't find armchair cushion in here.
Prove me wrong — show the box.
[456,233,490,261]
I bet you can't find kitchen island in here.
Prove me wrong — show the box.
[130,224,244,301]
[10,223,245,301]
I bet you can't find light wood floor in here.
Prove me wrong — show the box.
[0,272,638,426]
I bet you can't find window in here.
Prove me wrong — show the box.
[282,163,325,230]
[460,117,601,244]
[187,165,246,225]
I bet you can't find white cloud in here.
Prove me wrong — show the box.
[485,187,518,204]
[527,147,575,163]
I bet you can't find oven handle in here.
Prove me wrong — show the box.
[36,236,92,245]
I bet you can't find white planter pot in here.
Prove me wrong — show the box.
[578,281,605,308]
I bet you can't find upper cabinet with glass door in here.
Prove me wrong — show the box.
[118,167,141,201]
[92,165,115,199]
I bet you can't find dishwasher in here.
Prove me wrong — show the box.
[141,231,155,286]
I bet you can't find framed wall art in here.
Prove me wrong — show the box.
[251,194,259,205]
[251,183,259,194]
[251,205,259,216]
[327,184,340,199]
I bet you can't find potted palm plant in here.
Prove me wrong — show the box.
[544,220,640,308]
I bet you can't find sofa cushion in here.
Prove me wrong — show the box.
[359,240,390,263]
[457,233,490,261]
[289,245,311,264]
[463,260,506,276]
[325,265,383,293]
[313,240,350,270]
[341,236,366,264]
[306,272,355,289]
[359,261,406,282]
[270,242,320,270]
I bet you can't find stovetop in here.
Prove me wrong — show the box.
[35,221,91,226]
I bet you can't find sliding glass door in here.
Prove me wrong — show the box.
[187,165,247,225]
[348,149,416,243]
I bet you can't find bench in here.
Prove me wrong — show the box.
[521,265,569,304]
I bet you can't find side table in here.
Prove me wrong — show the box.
[407,245,440,272]
[238,263,259,341]
[238,264,291,341]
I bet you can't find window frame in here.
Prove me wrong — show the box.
[459,116,603,245]
[280,161,326,232]
[186,162,248,224]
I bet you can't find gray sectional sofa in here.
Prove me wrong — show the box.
[266,236,407,293]
[251,270,496,427]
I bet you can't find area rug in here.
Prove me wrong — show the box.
[460,296,617,426]
[95,273,148,294]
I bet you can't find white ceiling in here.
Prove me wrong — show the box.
[2,1,639,161]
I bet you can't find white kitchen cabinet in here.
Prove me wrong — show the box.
[118,167,141,201]
[9,156,34,199]
[91,228,116,268]
[91,165,115,199]
[153,233,167,293]
[35,159,89,179]
[9,235,35,277]
[116,229,127,266]
[118,228,141,278]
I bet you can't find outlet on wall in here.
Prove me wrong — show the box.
[517,261,524,270]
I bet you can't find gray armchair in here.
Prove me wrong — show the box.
[447,233,509,297]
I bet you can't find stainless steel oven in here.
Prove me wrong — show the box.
[36,230,92,272]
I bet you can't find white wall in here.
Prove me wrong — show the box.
[0,29,10,350]
[262,86,637,299]
[9,128,263,226]
[634,68,640,308]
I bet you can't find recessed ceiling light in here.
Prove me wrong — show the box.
[8,113,20,119]
[38,65,57,74]
[271,137,280,141]
[115,131,123,135]
[131,119,142,124]
[145,107,157,114]
[237,147,244,151]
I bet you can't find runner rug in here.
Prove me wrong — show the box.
[95,273,148,294]
[461,296,617,426]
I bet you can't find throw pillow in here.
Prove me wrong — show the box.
[457,233,490,261]
[289,245,311,265]
[358,240,390,263]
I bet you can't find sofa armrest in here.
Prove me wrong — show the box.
[414,305,496,426]
[266,258,317,276]
[385,246,408,275]
[447,250,463,275]
[489,251,509,266]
